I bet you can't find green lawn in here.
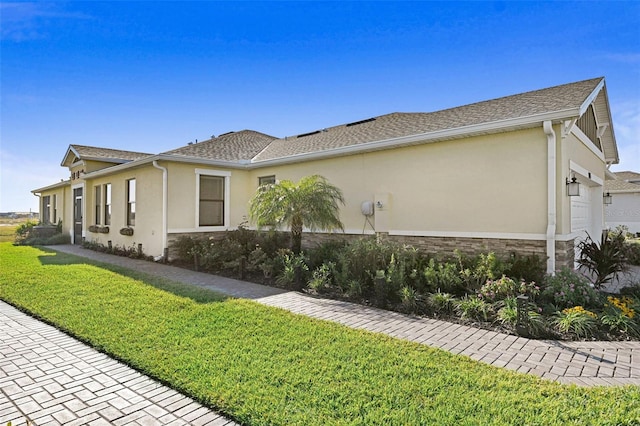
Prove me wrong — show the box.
[1,243,638,425]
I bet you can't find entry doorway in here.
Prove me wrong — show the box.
[73,187,83,244]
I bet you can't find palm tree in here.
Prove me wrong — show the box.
[249,175,345,254]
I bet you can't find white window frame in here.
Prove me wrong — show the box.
[126,179,136,227]
[104,183,111,226]
[195,169,231,230]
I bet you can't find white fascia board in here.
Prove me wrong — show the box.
[83,154,248,179]
[31,180,72,194]
[578,79,605,117]
[250,109,580,168]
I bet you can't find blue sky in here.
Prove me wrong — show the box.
[1,1,639,212]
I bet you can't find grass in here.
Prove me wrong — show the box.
[1,243,639,425]
[0,225,18,243]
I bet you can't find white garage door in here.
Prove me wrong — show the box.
[571,186,593,262]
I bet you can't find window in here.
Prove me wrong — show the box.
[199,175,225,226]
[42,196,51,224]
[104,183,111,225]
[53,195,57,223]
[94,186,102,225]
[126,179,136,226]
[258,175,276,186]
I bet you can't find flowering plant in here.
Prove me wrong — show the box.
[541,268,599,309]
[478,275,539,302]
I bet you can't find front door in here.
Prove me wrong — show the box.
[73,188,83,244]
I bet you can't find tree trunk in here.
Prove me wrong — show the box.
[291,217,303,254]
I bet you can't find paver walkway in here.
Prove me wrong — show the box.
[0,301,239,426]
[44,245,640,387]
[2,244,638,424]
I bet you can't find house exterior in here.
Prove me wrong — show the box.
[605,171,640,235]
[33,77,619,273]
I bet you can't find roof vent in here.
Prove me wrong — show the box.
[345,117,376,127]
[188,142,193,145]
[297,130,321,138]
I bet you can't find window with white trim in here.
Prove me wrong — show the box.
[104,183,111,225]
[199,176,225,226]
[95,185,102,225]
[258,175,276,186]
[126,179,136,226]
[196,169,230,228]
[42,196,51,224]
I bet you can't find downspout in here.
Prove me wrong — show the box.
[543,121,556,274]
[152,161,168,260]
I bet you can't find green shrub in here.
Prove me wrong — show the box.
[496,297,518,326]
[540,268,600,309]
[478,275,540,302]
[577,231,628,289]
[600,296,640,338]
[398,285,420,313]
[456,296,493,322]
[428,291,457,314]
[423,259,464,295]
[456,251,507,291]
[274,250,309,288]
[14,220,37,244]
[505,252,547,284]
[307,262,334,293]
[625,240,640,266]
[553,306,598,339]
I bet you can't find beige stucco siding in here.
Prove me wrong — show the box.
[165,162,251,231]
[84,166,164,256]
[249,128,548,236]
[37,186,71,234]
[556,128,607,236]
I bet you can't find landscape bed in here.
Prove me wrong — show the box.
[1,243,639,425]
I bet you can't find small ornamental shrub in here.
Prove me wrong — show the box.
[505,252,547,285]
[600,296,640,338]
[428,291,457,314]
[456,251,507,291]
[496,297,518,326]
[456,296,493,322]
[527,311,551,338]
[478,276,540,302]
[553,306,598,339]
[577,231,628,289]
[423,259,464,295]
[308,262,334,293]
[14,220,37,244]
[541,268,600,309]
[398,285,419,313]
[274,250,309,288]
[626,240,640,266]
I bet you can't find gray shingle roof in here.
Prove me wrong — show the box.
[252,77,604,162]
[70,145,152,162]
[612,171,640,182]
[163,130,276,162]
[605,171,640,193]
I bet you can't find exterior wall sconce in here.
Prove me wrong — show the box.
[603,192,612,205]
[566,176,580,196]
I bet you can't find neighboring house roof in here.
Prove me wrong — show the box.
[61,145,153,167]
[163,130,276,162]
[612,171,640,182]
[253,77,617,163]
[605,171,640,193]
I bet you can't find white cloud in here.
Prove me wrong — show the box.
[0,2,91,42]
[610,100,640,173]
[0,150,67,212]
